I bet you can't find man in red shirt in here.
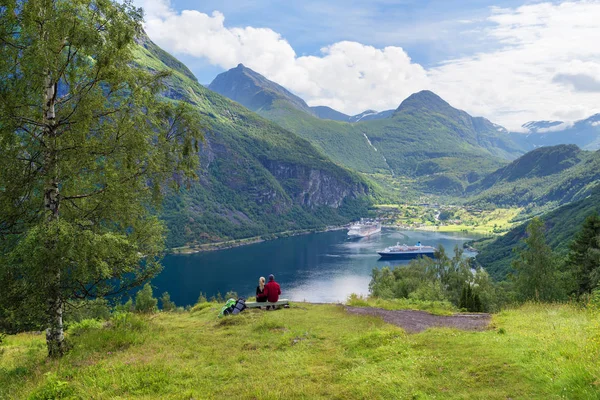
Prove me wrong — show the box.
[264,274,281,305]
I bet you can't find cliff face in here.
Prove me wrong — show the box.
[134,37,370,247]
[261,160,369,208]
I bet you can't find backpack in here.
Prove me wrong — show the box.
[232,298,246,315]
[218,298,237,318]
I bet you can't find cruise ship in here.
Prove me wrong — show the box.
[377,242,436,259]
[347,219,381,238]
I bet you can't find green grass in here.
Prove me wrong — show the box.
[420,207,522,235]
[1,303,599,399]
[375,204,522,235]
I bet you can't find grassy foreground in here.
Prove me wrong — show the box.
[1,303,599,399]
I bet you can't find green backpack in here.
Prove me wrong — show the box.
[218,298,237,318]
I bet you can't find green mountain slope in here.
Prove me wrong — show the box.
[134,38,370,248]
[208,65,390,174]
[356,91,523,182]
[475,187,600,280]
[466,145,600,209]
[208,66,525,193]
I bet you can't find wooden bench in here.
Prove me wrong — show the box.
[245,299,290,309]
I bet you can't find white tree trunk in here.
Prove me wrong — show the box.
[43,69,64,357]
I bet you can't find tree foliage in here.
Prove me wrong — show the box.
[566,213,600,295]
[134,283,157,313]
[511,218,566,302]
[160,291,176,312]
[369,246,497,312]
[0,0,203,356]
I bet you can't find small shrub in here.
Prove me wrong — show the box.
[209,292,224,303]
[135,283,157,313]
[112,312,147,332]
[498,328,507,335]
[68,319,103,336]
[224,291,238,300]
[197,292,207,303]
[588,289,600,312]
[67,312,147,355]
[347,293,369,307]
[160,292,176,312]
[114,297,134,313]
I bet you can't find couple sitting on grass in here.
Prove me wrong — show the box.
[255,274,281,309]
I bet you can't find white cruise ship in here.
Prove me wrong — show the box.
[347,219,381,238]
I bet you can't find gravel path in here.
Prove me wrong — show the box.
[345,306,491,333]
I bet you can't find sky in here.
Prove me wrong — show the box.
[134,0,600,130]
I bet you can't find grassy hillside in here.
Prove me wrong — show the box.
[134,37,371,248]
[262,103,392,174]
[467,145,600,210]
[1,303,598,399]
[475,188,600,280]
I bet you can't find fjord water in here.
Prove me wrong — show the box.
[153,229,478,305]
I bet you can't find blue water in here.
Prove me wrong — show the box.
[152,229,478,305]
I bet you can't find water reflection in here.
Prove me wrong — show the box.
[152,229,478,305]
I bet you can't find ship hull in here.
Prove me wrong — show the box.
[378,251,436,260]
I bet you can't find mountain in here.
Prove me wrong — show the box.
[349,109,395,123]
[208,63,316,116]
[466,145,600,208]
[210,65,392,174]
[209,66,525,192]
[135,38,370,248]
[353,91,525,192]
[475,187,600,280]
[209,66,394,124]
[509,114,600,151]
[309,106,350,122]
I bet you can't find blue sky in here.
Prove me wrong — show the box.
[138,0,600,129]
[167,0,531,83]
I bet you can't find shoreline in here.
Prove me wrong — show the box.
[169,225,349,255]
[169,223,493,255]
[383,223,497,236]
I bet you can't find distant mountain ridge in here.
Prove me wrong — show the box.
[510,114,600,151]
[209,64,401,124]
[208,65,524,193]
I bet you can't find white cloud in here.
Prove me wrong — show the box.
[137,0,600,130]
[137,0,429,115]
[537,122,575,133]
[430,1,600,129]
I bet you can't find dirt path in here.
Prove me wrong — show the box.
[345,306,491,333]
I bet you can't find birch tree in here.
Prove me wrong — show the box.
[0,0,203,356]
